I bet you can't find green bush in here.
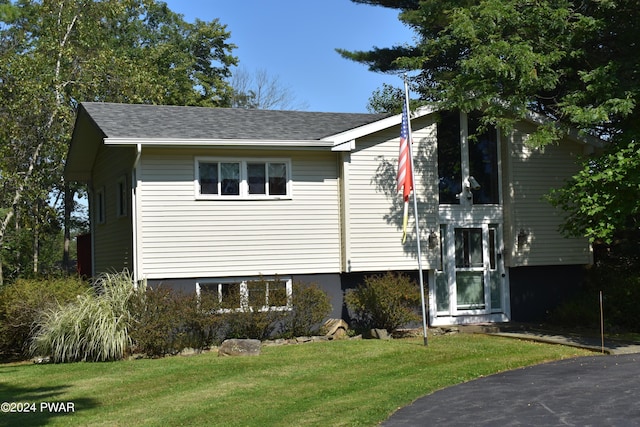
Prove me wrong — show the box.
[128,286,224,357]
[345,272,422,333]
[29,272,136,363]
[0,276,90,357]
[550,265,640,332]
[278,281,332,338]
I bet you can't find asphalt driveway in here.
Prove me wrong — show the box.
[383,354,640,426]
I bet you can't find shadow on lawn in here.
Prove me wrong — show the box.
[0,381,97,427]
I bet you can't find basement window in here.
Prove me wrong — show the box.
[196,277,292,311]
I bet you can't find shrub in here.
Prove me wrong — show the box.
[220,277,290,340]
[29,271,136,363]
[0,276,90,357]
[345,272,422,333]
[549,265,640,332]
[278,281,332,338]
[128,286,224,357]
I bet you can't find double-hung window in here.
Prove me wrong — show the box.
[196,158,290,199]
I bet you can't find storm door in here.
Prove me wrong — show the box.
[435,223,505,316]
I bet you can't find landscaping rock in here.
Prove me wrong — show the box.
[370,328,391,340]
[218,339,261,357]
[392,328,422,339]
[322,318,349,339]
[179,347,202,357]
[432,327,460,336]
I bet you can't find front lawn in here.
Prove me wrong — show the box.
[0,334,593,426]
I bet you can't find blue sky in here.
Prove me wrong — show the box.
[163,0,414,113]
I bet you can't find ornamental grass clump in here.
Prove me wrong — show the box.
[345,271,422,333]
[30,271,136,363]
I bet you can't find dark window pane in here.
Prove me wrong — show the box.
[468,113,499,204]
[220,163,240,195]
[220,283,241,309]
[268,163,287,195]
[489,227,497,270]
[267,280,287,306]
[247,281,267,307]
[437,111,462,204]
[455,228,483,268]
[248,163,266,195]
[199,162,218,194]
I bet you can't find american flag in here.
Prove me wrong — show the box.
[397,103,413,202]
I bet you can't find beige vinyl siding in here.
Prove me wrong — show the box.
[137,148,341,279]
[91,145,136,274]
[504,123,592,266]
[345,116,439,272]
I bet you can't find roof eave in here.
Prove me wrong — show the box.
[323,106,435,149]
[103,138,335,150]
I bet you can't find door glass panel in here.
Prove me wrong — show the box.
[456,272,485,309]
[455,228,483,268]
[468,112,499,204]
[488,227,496,270]
[435,272,449,312]
[489,270,502,311]
[437,111,462,204]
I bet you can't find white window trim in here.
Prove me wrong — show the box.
[194,157,292,200]
[196,276,293,312]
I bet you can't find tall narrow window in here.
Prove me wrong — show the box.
[95,188,106,224]
[437,111,462,204]
[116,176,127,217]
[468,113,499,204]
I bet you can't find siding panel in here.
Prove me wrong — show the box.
[505,124,592,266]
[91,145,136,274]
[345,116,440,272]
[138,149,341,279]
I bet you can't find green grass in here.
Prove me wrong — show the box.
[0,334,594,427]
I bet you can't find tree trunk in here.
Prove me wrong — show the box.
[33,202,39,275]
[63,182,73,273]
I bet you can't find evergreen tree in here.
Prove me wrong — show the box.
[340,0,639,242]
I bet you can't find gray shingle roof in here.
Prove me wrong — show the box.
[80,102,390,141]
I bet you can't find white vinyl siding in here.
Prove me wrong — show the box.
[91,145,136,274]
[504,123,592,266]
[137,148,341,279]
[345,116,440,272]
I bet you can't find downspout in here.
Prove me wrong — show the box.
[131,144,142,286]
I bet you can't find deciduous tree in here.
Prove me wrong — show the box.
[0,0,237,285]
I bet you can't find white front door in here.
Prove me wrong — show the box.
[433,222,509,323]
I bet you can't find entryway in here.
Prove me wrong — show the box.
[431,221,510,325]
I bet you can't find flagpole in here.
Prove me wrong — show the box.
[403,74,428,346]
